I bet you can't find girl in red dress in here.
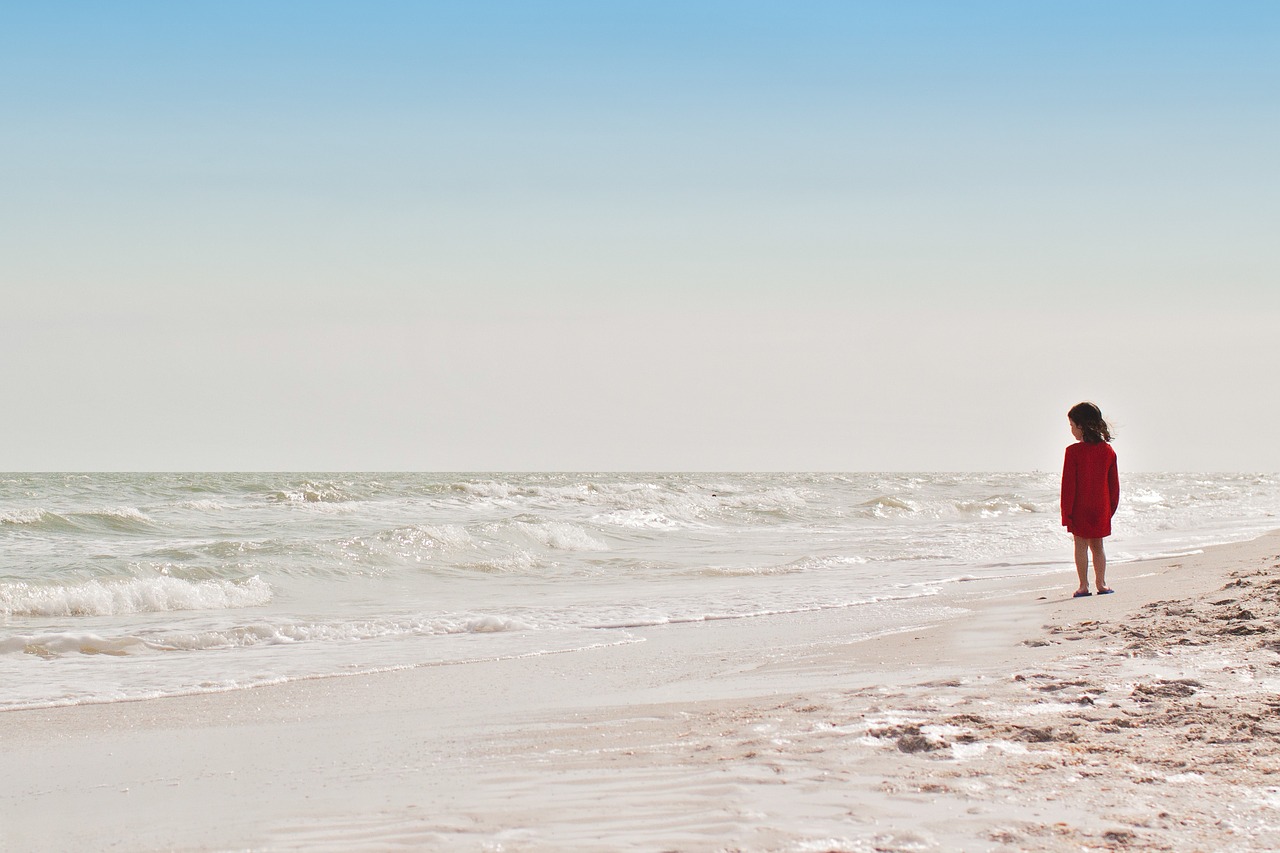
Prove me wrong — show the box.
[1061,402,1120,597]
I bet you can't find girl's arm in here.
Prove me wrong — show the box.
[1108,454,1120,517]
[1061,447,1075,527]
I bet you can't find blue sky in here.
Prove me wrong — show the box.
[3,1,1277,470]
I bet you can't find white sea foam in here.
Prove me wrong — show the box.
[0,631,645,711]
[409,524,474,550]
[93,506,152,522]
[954,497,1042,517]
[791,554,871,569]
[459,551,544,574]
[697,563,809,577]
[1,508,51,525]
[346,524,476,565]
[178,498,235,511]
[450,480,523,502]
[515,521,608,551]
[54,506,157,529]
[0,632,149,657]
[860,495,919,517]
[699,554,868,577]
[0,576,272,617]
[0,613,531,658]
[592,510,684,530]
[148,613,532,652]
[269,481,360,504]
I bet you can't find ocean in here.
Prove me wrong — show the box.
[2,472,1276,711]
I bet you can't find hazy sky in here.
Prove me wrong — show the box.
[3,1,1277,471]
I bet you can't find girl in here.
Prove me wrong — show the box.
[1061,402,1120,597]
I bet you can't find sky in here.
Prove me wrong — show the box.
[2,1,1277,472]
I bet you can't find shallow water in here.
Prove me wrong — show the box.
[2,472,1276,709]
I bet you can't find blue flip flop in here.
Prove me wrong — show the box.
[1073,590,1092,598]
[1097,588,1115,595]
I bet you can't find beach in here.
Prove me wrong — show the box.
[4,530,1279,851]
[8,0,1279,848]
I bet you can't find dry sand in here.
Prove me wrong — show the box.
[4,532,1280,852]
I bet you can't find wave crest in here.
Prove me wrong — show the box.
[150,613,533,651]
[954,497,1042,517]
[269,481,361,503]
[514,521,608,551]
[1,508,57,526]
[0,632,148,658]
[0,506,156,532]
[0,576,273,617]
[0,508,78,531]
[859,496,919,517]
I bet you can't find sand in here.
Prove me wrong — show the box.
[4,532,1280,852]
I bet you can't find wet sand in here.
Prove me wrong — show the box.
[3,532,1279,851]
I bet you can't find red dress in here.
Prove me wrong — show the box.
[1061,441,1120,538]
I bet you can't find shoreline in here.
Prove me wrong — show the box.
[3,532,1279,851]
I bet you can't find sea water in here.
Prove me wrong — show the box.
[2,472,1277,710]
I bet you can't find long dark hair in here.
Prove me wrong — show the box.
[1068,402,1112,444]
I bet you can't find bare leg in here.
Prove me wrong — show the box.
[1073,536,1090,594]
[1090,538,1110,592]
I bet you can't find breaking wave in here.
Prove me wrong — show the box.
[0,613,532,658]
[268,480,365,504]
[513,521,608,551]
[149,613,532,652]
[0,576,273,617]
